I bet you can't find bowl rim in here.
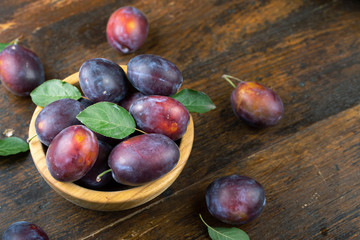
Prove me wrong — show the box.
[28,65,194,211]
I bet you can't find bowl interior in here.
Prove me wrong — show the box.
[28,65,194,211]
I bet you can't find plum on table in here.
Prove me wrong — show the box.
[206,175,266,225]
[0,44,45,96]
[2,221,49,240]
[106,6,148,54]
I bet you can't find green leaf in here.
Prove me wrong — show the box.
[76,102,136,139]
[0,43,10,52]
[0,137,29,156]
[199,214,250,240]
[30,79,82,107]
[0,39,20,52]
[171,89,216,113]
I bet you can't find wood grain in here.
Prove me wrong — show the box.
[1,0,360,239]
[83,104,360,239]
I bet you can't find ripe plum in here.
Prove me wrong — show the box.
[35,98,84,146]
[130,95,190,140]
[79,58,128,103]
[230,80,283,127]
[76,141,112,189]
[127,54,183,96]
[79,97,94,108]
[108,133,180,186]
[46,125,99,182]
[119,91,145,111]
[106,6,148,54]
[206,175,266,225]
[0,44,45,96]
[2,221,49,240]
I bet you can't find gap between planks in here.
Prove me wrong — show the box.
[80,103,360,239]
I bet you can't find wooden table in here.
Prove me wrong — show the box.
[1,0,359,239]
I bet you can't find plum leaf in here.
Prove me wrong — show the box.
[199,214,249,240]
[0,137,29,156]
[0,43,10,53]
[77,102,135,139]
[30,79,82,107]
[171,89,215,113]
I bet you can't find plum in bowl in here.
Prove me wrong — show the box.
[28,65,194,211]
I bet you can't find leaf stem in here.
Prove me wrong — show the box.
[199,214,250,240]
[81,96,90,101]
[222,74,244,88]
[27,134,37,143]
[199,214,211,228]
[135,128,147,135]
[96,169,112,182]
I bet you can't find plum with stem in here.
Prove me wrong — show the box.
[223,74,284,128]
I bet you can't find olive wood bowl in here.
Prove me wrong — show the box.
[28,65,194,211]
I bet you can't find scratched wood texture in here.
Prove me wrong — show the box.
[0,0,360,239]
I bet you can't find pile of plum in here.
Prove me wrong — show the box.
[35,54,189,189]
[0,5,283,239]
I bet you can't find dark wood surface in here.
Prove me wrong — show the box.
[1,0,360,239]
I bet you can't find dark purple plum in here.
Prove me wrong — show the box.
[106,6,148,54]
[79,97,94,108]
[35,98,84,146]
[127,54,183,96]
[119,91,145,111]
[2,221,49,240]
[79,58,128,103]
[0,44,45,96]
[130,95,190,140]
[231,81,284,127]
[93,131,122,147]
[108,133,180,186]
[206,175,266,225]
[46,125,99,182]
[76,141,112,189]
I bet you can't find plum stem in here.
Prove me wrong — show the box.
[222,74,243,88]
[9,37,21,45]
[135,128,147,135]
[27,134,37,143]
[96,169,112,182]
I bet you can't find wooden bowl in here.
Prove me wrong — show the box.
[28,65,194,211]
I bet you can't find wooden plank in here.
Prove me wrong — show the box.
[85,103,360,240]
[0,0,359,239]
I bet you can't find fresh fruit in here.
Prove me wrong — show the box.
[108,133,180,186]
[119,91,145,111]
[0,44,45,96]
[223,75,284,127]
[35,98,84,146]
[76,141,112,189]
[46,125,99,182]
[106,6,149,54]
[206,175,266,225]
[127,54,183,96]
[2,221,49,240]
[79,58,128,103]
[79,97,94,108]
[130,95,190,140]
